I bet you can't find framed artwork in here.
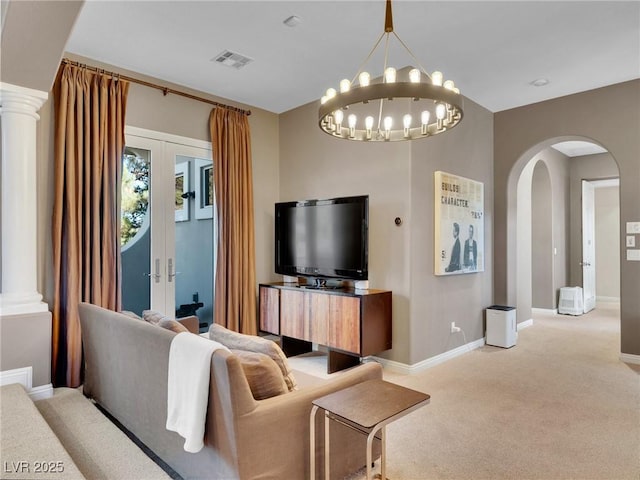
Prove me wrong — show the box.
[174,162,189,222]
[195,158,214,220]
[434,171,484,275]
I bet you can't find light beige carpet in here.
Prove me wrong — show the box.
[295,302,640,480]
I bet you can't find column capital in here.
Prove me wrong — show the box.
[0,82,48,120]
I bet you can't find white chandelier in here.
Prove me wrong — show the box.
[319,0,463,142]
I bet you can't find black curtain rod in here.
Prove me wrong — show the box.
[62,58,251,116]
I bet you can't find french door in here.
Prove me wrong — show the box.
[120,127,215,329]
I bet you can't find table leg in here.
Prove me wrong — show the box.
[381,426,386,480]
[367,424,385,480]
[324,411,331,480]
[310,405,319,480]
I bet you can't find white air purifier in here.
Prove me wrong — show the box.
[558,287,584,315]
[486,305,517,348]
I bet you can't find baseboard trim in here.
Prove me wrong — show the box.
[0,366,32,389]
[596,296,620,303]
[373,337,486,375]
[532,307,557,315]
[620,353,640,365]
[0,367,53,400]
[517,319,534,331]
[29,383,53,400]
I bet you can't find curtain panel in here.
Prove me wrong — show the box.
[209,108,257,335]
[52,63,129,387]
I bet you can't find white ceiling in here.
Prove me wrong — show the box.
[66,1,640,114]
[551,141,608,157]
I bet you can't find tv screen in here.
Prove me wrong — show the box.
[275,195,368,281]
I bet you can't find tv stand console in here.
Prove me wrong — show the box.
[259,283,392,373]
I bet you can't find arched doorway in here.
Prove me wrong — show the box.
[508,136,621,326]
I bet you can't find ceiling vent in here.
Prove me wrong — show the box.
[212,50,253,69]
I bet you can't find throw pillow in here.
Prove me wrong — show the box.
[231,349,288,400]
[158,319,190,334]
[142,310,168,325]
[209,324,297,391]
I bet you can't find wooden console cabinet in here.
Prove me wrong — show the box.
[259,283,392,371]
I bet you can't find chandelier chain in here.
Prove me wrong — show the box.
[349,31,387,86]
[392,31,433,80]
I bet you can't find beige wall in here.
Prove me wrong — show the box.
[0,312,52,387]
[279,95,493,365]
[537,148,571,309]
[409,97,494,364]
[494,80,640,356]
[37,54,281,309]
[517,159,535,321]
[531,162,552,309]
[594,186,620,300]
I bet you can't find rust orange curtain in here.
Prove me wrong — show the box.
[52,63,129,387]
[209,108,257,335]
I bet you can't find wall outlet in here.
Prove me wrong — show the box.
[451,322,461,333]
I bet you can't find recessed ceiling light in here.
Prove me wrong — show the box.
[283,15,302,27]
[530,78,550,87]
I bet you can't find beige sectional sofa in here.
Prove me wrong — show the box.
[78,302,383,480]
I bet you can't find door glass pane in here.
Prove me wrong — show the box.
[174,155,214,332]
[121,147,151,315]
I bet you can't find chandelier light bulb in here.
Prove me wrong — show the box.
[409,68,421,83]
[359,72,371,87]
[403,114,412,138]
[383,116,393,140]
[431,71,443,87]
[384,67,397,84]
[334,110,344,134]
[436,103,446,130]
[365,115,374,140]
[421,110,430,135]
[321,95,328,105]
[453,87,460,94]
[326,88,337,99]
[444,80,455,91]
[340,79,351,93]
[348,114,357,138]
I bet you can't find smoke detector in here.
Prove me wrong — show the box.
[212,50,253,70]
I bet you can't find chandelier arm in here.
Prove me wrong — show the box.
[350,31,388,85]
[392,31,432,79]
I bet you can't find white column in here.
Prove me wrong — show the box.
[0,82,49,315]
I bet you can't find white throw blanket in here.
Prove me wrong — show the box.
[166,332,229,453]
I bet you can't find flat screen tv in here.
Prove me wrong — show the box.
[275,195,368,281]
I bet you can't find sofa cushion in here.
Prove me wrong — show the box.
[158,319,190,334]
[209,324,297,391]
[120,310,143,320]
[142,310,168,325]
[231,349,289,400]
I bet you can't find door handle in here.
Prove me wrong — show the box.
[145,258,161,283]
[580,261,591,267]
[168,258,181,282]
